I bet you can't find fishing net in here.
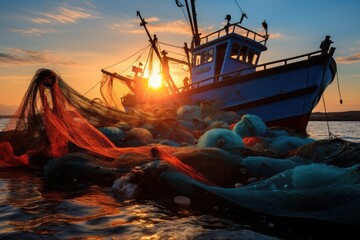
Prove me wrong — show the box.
[100,73,126,110]
[160,163,360,226]
[0,69,204,183]
[0,69,142,165]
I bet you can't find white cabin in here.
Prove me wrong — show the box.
[191,22,268,85]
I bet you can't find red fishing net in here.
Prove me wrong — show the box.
[0,69,207,183]
[0,69,147,165]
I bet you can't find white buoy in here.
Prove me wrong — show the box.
[173,195,191,208]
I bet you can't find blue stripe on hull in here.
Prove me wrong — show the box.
[185,57,335,132]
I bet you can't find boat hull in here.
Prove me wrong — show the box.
[178,54,337,133]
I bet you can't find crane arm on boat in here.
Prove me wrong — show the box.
[136,11,179,95]
[101,69,135,92]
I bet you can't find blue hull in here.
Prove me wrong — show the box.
[178,54,337,132]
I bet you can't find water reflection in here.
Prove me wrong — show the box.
[0,168,281,239]
[1,169,126,238]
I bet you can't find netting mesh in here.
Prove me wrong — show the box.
[0,69,204,183]
[100,74,125,110]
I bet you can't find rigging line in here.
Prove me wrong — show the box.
[83,79,102,96]
[118,52,144,76]
[141,47,153,78]
[84,45,150,96]
[102,44,151,70]
[336,72,344,104]
[234,0,245,14]
[163,49,187,57]
[180,2,192,34]
[321,94,336,139]
[158,41,184,49]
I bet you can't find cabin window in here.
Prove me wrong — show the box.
[231,42,240,60]
[252,52,260,65]
[230,42,260,65]
[247,48,254,64]
[239,46,247,61]
[193,48,214,66]
[195,54,201,66]
[202,51,207,64]
[207,48,214,62]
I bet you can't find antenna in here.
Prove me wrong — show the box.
[240,13,248,24]
[234,0,248,23]
[176,0,201,47]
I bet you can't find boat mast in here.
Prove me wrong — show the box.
[136,11,179,94]
[190,0,200,46]
[176,0,200,47]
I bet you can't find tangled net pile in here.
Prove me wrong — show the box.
[1,69,360,227]
[0,69,206,181]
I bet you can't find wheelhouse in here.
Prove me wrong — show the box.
[191,21,268,84]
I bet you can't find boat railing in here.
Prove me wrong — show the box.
[254,49,323,71]
[180,49,323,91]
[198,22,268,47]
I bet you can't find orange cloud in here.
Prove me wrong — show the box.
[31,5,99,25]
[251,28,283,39]
[110,17,213,36]
[0,48,77,66]
[336,52,360,64]
[268,32,283,39]
[10,28,59,36]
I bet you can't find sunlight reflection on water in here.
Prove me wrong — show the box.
[0,169,279,239]
[307,121,360,142]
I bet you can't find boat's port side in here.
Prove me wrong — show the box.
[180,52,336,132]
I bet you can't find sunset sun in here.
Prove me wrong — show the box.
[148,72,163,89]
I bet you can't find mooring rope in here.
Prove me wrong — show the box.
[321,95,337,139]
[336,72,343,104]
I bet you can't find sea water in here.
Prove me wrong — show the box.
[0,119,359,239]
[2,118,359,142]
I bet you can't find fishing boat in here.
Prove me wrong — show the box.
[101,0,337,133]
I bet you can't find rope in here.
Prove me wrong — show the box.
[141,47,153,78]
[83,80,102,96]
[336,72,343,104]
[83,45,151,96]
[234,0,245,15]
[320,66,342,139]
[102,44,150,70]
[118,50,146,76]
[180,3,192,33]
[163,49,187,57]
[321,94,337,139]
[158,41,184,49]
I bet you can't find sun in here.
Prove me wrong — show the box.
[148,72,163,89]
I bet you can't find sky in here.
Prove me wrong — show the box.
[0,0,360,114]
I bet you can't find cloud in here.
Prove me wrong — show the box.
[350,47,360,51]
[110,17,207,36]
[268,32,283,39]
[0,48,77,66]
[30,5,99,25]
[10,3,100,36]
[10,28,59,36]
[144,19,193,35]
[336,52,360,64]
[146,17,160,23]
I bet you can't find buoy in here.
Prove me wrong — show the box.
[173,195,191,208]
